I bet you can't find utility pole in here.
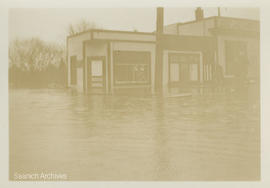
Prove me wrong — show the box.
[155,7,164,95]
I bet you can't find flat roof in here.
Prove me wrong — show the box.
[67,16,260,40]
[67,28,155,39]
[177,16,259,26]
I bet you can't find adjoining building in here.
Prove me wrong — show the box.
[67,8,260,95]
[164,7,260,82]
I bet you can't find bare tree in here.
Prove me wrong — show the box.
[67,19,101,36]
[9,38,64,71]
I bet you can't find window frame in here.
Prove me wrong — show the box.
[113,51,151,86]
[168,52,200,84]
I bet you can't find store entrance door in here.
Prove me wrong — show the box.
[87,57,106,94]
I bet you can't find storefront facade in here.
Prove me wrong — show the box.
[67,7,260,95]
[67,14,258,95]
[67,29,156,94]
[67,27,218,95]
[160,35,215,95]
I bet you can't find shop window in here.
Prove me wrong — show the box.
[113,51,150,84]
[169,53,200,83]
[170,63,179,81]
[190,64,198,81]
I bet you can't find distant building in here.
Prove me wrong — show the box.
[67,8,259,95]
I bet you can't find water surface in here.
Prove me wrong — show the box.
[9,87,260,180]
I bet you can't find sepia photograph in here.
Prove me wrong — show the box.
[6,5,262,182]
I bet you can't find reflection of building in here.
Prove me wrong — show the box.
[67,8,260,94]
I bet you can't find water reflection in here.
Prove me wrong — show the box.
[9,85,260,180]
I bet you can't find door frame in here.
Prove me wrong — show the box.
[86,56,106,93]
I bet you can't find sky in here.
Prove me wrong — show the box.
[9,8,260,45]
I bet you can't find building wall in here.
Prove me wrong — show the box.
[93,31,155,42]
[67,32,91,90]
[217,35,260,78]
[163,23,178,35]
[178,19,215,36]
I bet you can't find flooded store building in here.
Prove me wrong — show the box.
[67,8,260,95]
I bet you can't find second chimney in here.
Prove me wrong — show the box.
[195,7,204,21]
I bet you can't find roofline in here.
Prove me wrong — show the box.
[67,16,259,39]
[83,39,156,44]
[161,33,215,40]
[67,28,155,39]
[176,16,259,26]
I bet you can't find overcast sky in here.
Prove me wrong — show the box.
[9,8,259,45]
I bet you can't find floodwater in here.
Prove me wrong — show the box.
[9,86,260,181]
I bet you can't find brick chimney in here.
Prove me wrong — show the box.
[156,7,164,35]
[195,7,204,21]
